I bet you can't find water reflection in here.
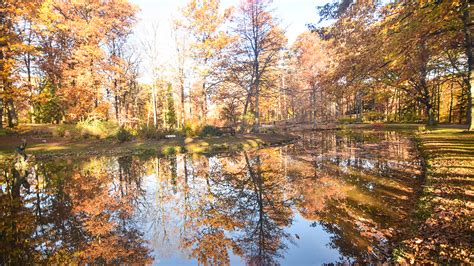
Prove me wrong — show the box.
[0,156,152,264]
[0,130,422,264]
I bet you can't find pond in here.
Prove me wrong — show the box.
[0,130,423,265]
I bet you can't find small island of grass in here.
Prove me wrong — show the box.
[0,122,298,160]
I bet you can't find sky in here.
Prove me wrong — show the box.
[130,0,330,42]
[129,0,332,81]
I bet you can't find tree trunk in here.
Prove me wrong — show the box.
[180,79,185,128]
[201,82,207,125]
[162,92,167,129]
[7,98,18,128]
[397,89,401,122]
[320,89,324,122]
[425,101,435,126]
[243,92,251,116]
[437,83,441,123]
[243,91,252,131]
[152,85,157,128]
[312,87,316,123]
[459,86,465,124]
[0,99,3,129]
[146,106,150,128]
[1,11,8,129]
[255,82,260,131]
[114,94,120,123]
[25,50,34,123]
[124,95,129,124]
[449,81,454,123]
[462,1,474,130]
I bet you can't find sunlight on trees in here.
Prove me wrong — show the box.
[1,0,472,131]
[308,0,473,128]
[0,1,472,264]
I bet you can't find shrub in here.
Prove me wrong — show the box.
[0,129,11,136]
[162,146,177,155]
[128,127,139,137]
[138,126,172,139]
[183,125,196,137]
[364,111,383,122]
[166,128,183,136]
[138,126,158,139]
[199,125,222,137]
[55,126,66,137]
[51,124,79,138]
[81,130,91,139]
[115,127,132,142]
[181,122,201,137]
[77,118,120,139]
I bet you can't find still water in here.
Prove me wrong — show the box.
[0,130,422,265]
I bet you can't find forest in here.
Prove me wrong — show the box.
[1,0,473,133]
[0,0,473,264]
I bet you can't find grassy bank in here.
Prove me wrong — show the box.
[397,128,473,263]
[0,132,297,160]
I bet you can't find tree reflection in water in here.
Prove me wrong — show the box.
[0,130,422,264]
[0,157,151,264]
[290,130,422,263]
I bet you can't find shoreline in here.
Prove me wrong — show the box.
[0,133,299,161]
[396,128,473,263]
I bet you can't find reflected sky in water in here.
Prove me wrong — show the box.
[0,130,422,265]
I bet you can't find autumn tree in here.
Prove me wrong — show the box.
[311,0,473,127]
[229,0,286,130]
[291,32,332,123]
[11,0,138,123]
[171,22,190,128]
[456,0,473,130]
[165,83,177,129]
[0,0,42,127]
[177,0,232,125]
[105,8,138,124]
